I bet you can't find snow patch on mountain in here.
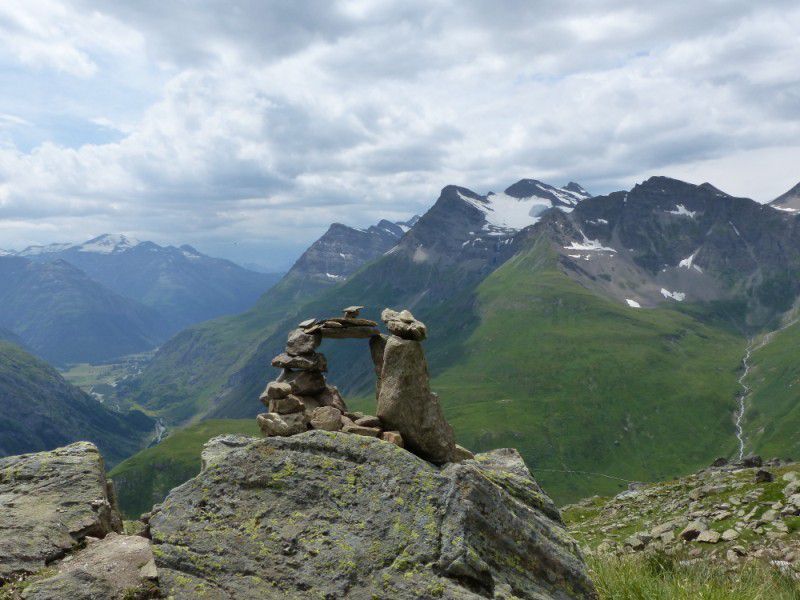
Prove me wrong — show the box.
[457,181,589,234]
[667,204,696,218]
[458,191,551,232]
[678,250,702,272]
[564,231,617,253]
[661,288,686,302]
[396,215,420,233]
[626,299,641,308]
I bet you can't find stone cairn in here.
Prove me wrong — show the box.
[257,305,473,464]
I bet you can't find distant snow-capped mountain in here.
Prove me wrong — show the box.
[14,234,141,257]
[12,234,282,334]
[15,242,75,256]
[75,233,142,254]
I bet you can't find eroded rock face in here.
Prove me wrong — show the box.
[377,336,456,464]
[21,533,158,600]
[0,442,122,581]
[151,432,596,599]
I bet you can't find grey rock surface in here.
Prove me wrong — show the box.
[271,352,327,372]
[285,329,320,356]
[278,369,326,396]
[0,442,122,581]
[376,335,456,464]
[381,308,428,341]
[21,533,158,600]
[151,431,596,599]
[256,412,309,437]
[309,406,343,431]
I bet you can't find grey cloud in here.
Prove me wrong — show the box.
[1,0,800,267]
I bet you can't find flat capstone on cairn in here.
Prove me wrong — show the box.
[256,305,473,464]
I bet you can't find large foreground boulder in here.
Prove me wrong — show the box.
[0,442,122,581]
[150,431,596,599]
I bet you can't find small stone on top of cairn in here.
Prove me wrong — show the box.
[343,305,364,318]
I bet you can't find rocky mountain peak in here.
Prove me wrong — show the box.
[504,178,590,206]
[564,181,591,197]
[698,182,730,196]
[771,181,800,211]
[77,233,141,254]
[286,217,412,287]
[545,176,800,324]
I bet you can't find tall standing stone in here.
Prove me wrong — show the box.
[377,335,456,464]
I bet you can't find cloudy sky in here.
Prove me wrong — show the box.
[1,1,799,269]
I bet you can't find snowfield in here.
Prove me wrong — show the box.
[459,191,551,231]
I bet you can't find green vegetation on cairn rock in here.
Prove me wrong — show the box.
[428,238,746,504]
[110,419,259,518]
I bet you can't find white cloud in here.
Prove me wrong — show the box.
[0,0,799,268]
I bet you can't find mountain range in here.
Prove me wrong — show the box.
[12,234,282,332]
[0,235,281,364]
[113,175,800,505]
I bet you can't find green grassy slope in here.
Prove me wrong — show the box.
[0,341,154,465]
[743,320,800,459]
[428,238,746,504]
[109,419,260,518]
[116,275,320,423]
[0,257,165,365]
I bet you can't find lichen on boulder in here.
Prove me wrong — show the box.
[150,431,596,599]
[0,442,122,581]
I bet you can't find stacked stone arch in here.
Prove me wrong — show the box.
[257,306,472,464]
